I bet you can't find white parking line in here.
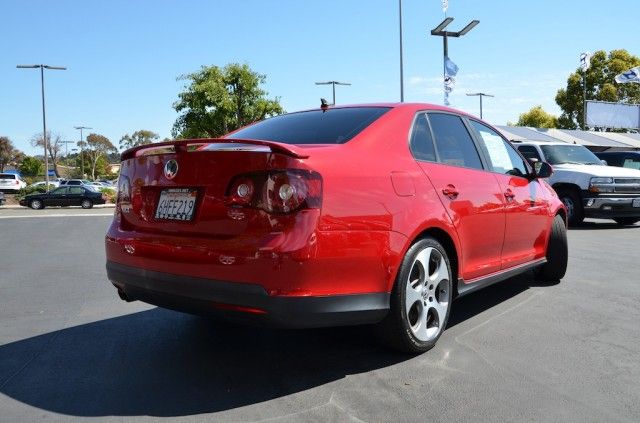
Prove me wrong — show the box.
[0,213,114,219]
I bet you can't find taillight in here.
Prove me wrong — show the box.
[226,170,322,214]
[115,175,131,222]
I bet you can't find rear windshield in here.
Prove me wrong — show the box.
[227,107,391,144]
[0,174,17,180]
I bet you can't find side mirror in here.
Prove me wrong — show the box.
[534,161,553,179]
[601,159,608,166]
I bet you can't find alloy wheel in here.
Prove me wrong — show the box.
[405,247,451,342]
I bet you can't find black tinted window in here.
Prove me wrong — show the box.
[428,113,483,170]
[227,107,390,144]
[409,113,436,161]
[517,145,542,162]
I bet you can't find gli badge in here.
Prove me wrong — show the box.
[164,159,178,179]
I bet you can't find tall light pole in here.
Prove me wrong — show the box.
[315,81,351,105]
[430,18,479,105]
[17,64,67,190]
[399,0,404,102]
[466,92,494,119]
[74,126,91,177]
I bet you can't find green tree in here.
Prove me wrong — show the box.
[512,105,558,128]
[172,63,284,139]
[556,49,640,129]
[120,130,160,151]
[85,133,117,180]
[0,136,24,172]
[18,156,43,177]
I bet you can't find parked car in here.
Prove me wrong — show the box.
[59,179,93,186]
[19,185,106,209]
[514,141,640,226]
[0,173,27,192]
[28,180,60,189]
[594,150,640,170]
[106,103,568,353]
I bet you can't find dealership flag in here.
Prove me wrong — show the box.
[443,56,458,106]
[580,52,591,71]
[615,67,640,84]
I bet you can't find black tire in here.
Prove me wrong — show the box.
[377,237,453,353]
[556,188,583,226]
[537,214,568,282]
[81,199,93,209]
[30,199,44,210]
[613,218,639,226]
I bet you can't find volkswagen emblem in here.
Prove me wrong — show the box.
[164,159,178,179]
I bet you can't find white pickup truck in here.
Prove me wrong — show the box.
[513,141,640,226]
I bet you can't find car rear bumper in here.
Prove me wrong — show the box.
[106,261,390,328]
[583,195,640,218]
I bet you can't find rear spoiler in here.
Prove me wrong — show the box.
[120,138,310,161]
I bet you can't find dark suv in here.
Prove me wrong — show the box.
[595,151,640,170]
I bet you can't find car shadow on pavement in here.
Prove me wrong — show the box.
[0,273,544,418]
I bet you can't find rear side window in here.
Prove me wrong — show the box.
[409,113,436,161]
[69,187,84,194]
[227,107,390,144]
[428,113,483,170]
[0,174,16,180]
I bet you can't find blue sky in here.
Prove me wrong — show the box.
[1,0,637,156]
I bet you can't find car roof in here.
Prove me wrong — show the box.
[291,102,478,119]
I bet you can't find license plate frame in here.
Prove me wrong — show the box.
[155,188,198,221]
[633,198,640,208]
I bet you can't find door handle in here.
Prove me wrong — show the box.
[442,185,459,199]
[504,189,515,201]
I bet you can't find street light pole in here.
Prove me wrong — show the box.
[17,64,66,190]
[430,18,479,106]
[74,126,92,177]
[466,92,494,119]
[315,81,351,105]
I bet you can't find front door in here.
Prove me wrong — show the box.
[469,120,550,268]
[410,112,506,281]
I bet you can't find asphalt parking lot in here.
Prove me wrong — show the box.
[1,209,639,422]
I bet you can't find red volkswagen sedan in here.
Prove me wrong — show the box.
[106,103,567,353]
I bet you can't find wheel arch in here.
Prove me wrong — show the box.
[552,182,582,196]
[400,226,460,297]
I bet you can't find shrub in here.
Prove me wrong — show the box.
[100,187,117,203]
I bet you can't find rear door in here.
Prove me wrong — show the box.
[45,187,67,206]
[410,112,505,280]
[469,120,550,267]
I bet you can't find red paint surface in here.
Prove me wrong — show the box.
[106,103,564,297]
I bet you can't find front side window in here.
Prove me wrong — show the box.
[517,145,542,163]
[227,107,390,144]
[470,121,529,177]
[428,113,483,170]
[409,113,436,161]
[50,187,67,195]
[69,187,84,194]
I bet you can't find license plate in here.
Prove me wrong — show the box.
[633,198,640,208]
[155,188,197,221]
